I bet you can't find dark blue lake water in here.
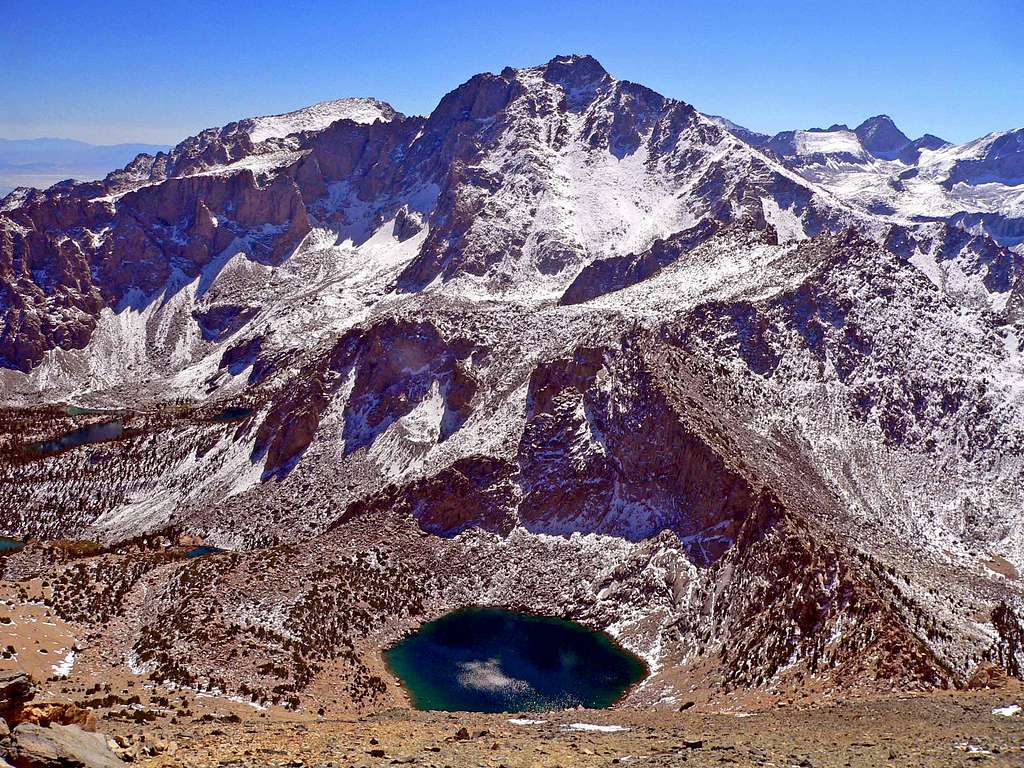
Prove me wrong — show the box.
[212,407,252,422]
[384,608,646,712]
[0,537,25,553]
[30,419,124,455]
[185,545,226,558]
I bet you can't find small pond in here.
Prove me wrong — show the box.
[212,407,253,423]
[384,607,646,712]
[185,545,226,558]
[30,419,124,456]
[0,537,25,554]
[64,405,122,417]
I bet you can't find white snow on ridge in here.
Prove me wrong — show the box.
[794,130,865,158]
[916,130,1008,175]
[247,98,398,143]
[189,149,307,179]
[1,187,31,212]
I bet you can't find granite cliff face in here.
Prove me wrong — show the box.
[1,55,1023,710]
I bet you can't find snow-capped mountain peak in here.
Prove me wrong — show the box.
[853,114,911,158]
[704,111,1022,256]
[537,53,611,87]
[245,97,400,143]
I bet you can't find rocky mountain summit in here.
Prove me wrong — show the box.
[0,54,1023,720]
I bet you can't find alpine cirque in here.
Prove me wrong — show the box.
[1,55,1023,754]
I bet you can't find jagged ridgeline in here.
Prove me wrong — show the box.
[0,54,1022,711]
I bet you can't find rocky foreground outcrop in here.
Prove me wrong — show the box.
[0,671,122,768]
[0,673,34,725]
[3,724,123,768]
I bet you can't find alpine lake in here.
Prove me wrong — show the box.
[384,607,647,712]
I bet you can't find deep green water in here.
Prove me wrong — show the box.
[383,608,647,712]
[64,405,122,416]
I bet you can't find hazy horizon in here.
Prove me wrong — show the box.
[0,137,171,194]
[2,0,1022,147]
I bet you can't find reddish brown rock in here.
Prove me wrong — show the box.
[966,661,1009,690]
[10,703,96,733]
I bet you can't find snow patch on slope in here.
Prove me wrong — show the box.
[795,130,865,158]
[761,198,807,243]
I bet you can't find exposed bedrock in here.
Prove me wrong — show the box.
[0,169,313,371]
[515,344,754,559]
[253,319,481,479]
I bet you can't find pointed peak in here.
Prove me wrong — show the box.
[854,114,911,158]
[858,114,898,127]
[916,133,950,148]
[896,132,951,163]
[541,54,610,88]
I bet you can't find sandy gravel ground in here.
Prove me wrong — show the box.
[104,688,1024,768]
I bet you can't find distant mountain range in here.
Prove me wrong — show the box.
[0,137,170,194]
[705,113,1024,248]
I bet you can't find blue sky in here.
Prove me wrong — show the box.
[2,0,1022,145]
